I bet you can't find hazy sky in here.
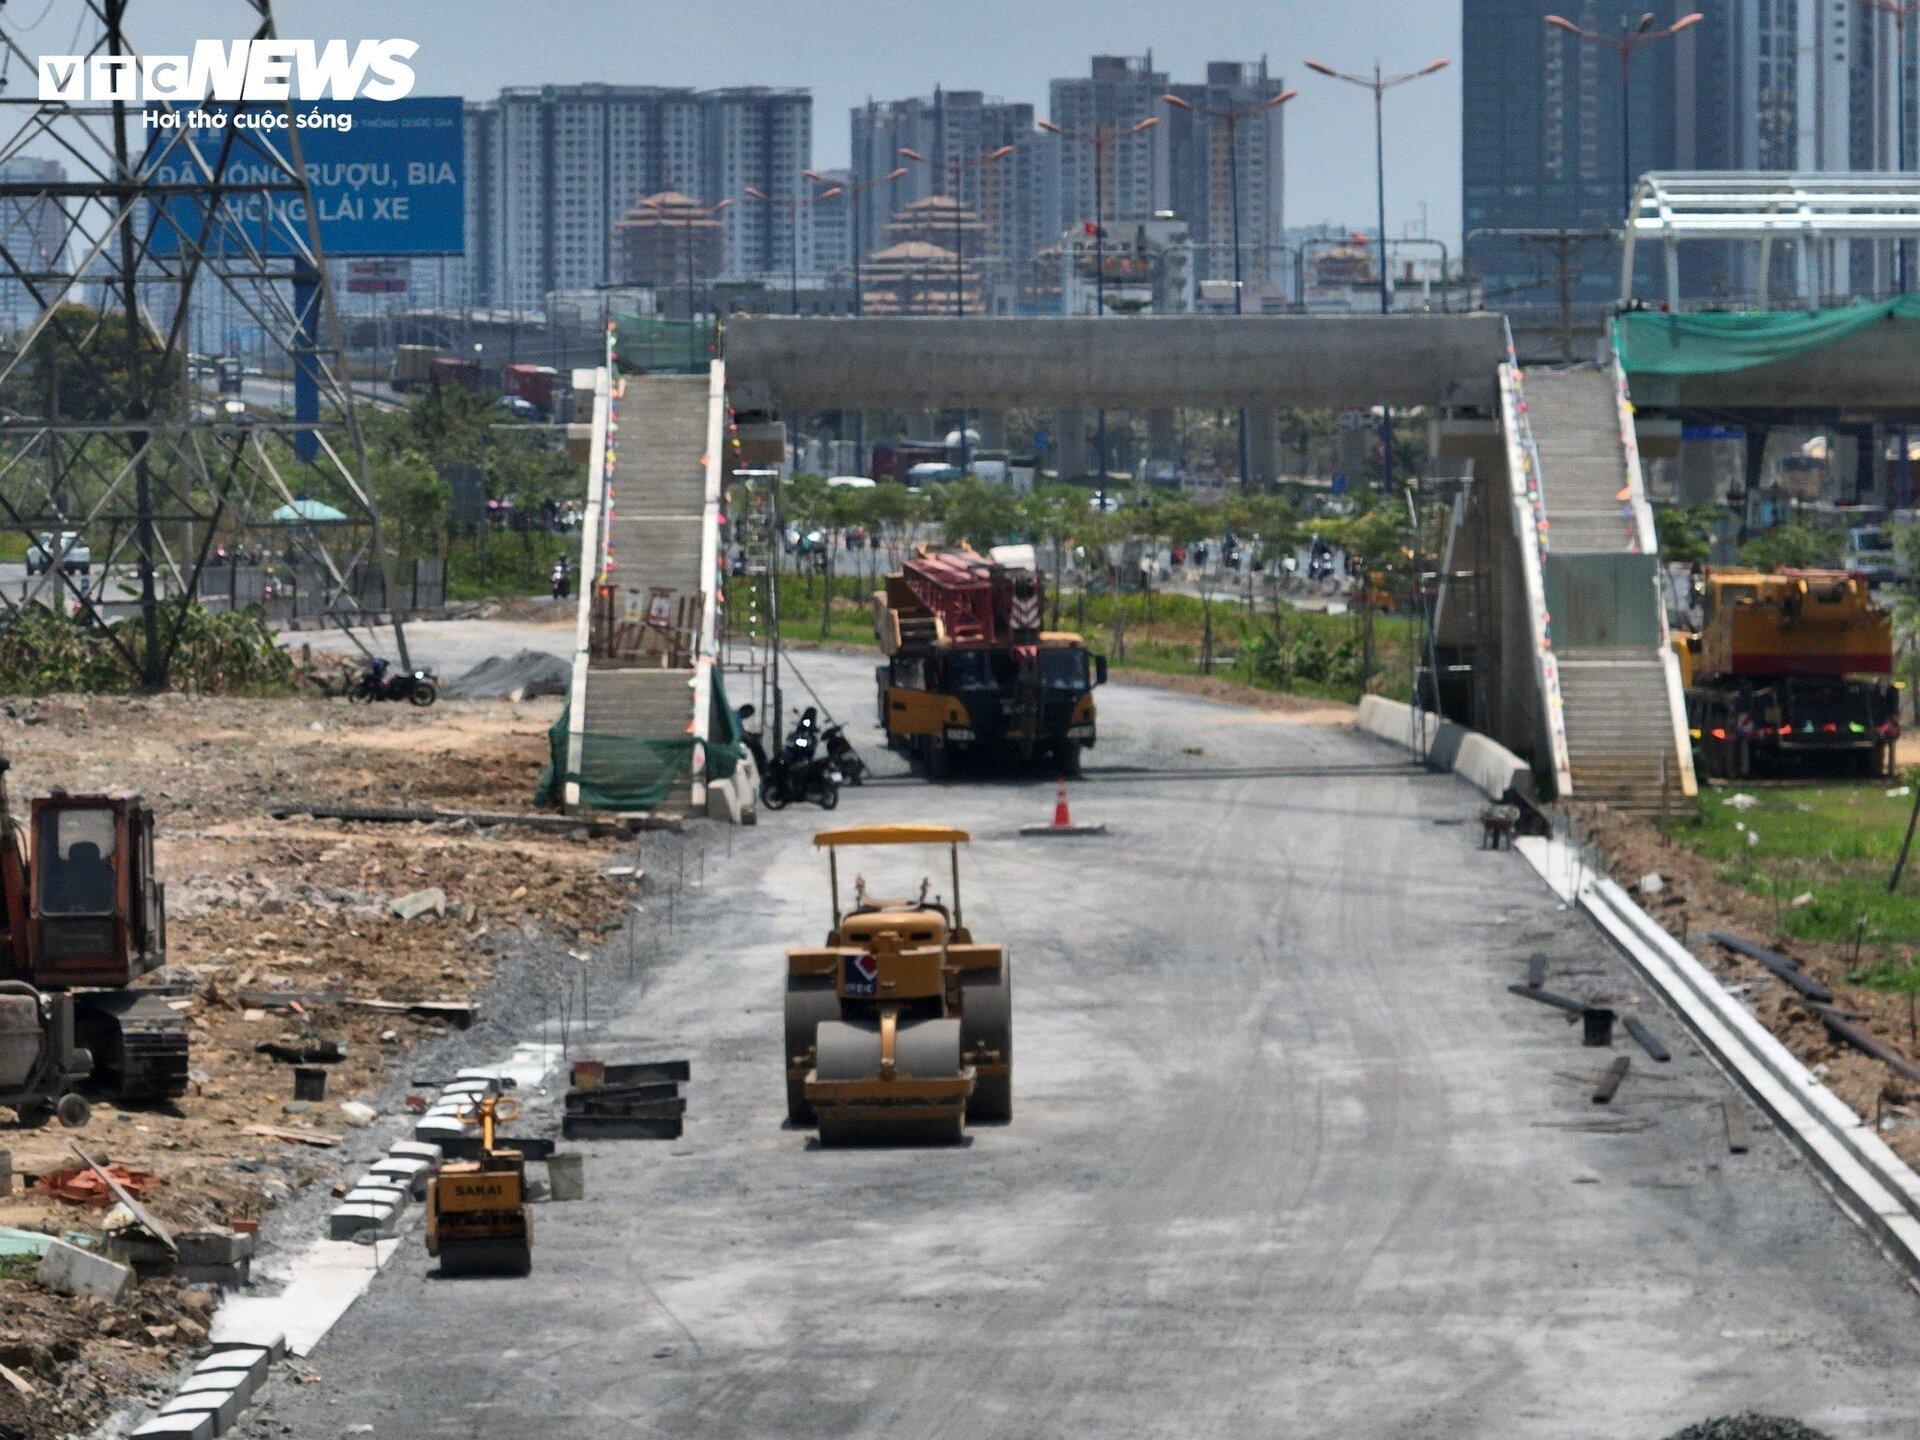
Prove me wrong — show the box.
[13,0,1464,240]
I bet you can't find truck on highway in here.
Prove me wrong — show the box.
[873,543,1106,778]
[1676,566,1900,779]
[502,363,558,416]
[390,344,440,393]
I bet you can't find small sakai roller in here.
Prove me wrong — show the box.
[425,1093,532,1276]
[784,825,1011,1146]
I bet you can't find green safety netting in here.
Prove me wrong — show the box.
[611,315,717,375]
[1613,295,1920,376]
[536,669,744,811]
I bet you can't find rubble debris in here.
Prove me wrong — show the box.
[337,1101,377,1127]
[243,1123,339,1148]
[255,1039,345,1065]
[35,1163,159,1208]
[1662,1416,1831,1440]
[389,887,447,921]
[269,801,636,838]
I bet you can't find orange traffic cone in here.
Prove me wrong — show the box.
[1022,777,1105,837]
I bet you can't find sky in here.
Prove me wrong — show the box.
[8,0,1464,242]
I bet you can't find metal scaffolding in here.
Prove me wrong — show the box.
[0,0,407,686]
[1623,171,1920,310]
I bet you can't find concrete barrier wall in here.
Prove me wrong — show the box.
[1354,696,1534,802]
[724,315,1509,413]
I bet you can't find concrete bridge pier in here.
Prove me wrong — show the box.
[1054,410,1088,480]
[1245,411,1278,487]
[1147,410,1177,471]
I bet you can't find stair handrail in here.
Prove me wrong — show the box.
[1611,347,1699,797]
[1498,328,1575,796]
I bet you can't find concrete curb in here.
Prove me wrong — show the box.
[122,1065,532,1437]
[1352,696,1534,802]
[1517,834,1920,1288]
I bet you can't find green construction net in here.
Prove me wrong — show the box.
[611,315,718,375]
[535,669,744,811]
[1613,296,1920,376]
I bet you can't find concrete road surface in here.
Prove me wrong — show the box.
[244,654,1918,1439]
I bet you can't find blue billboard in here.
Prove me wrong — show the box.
[144,95,463,259]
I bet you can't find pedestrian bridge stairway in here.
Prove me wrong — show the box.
[1522,365,1691,812]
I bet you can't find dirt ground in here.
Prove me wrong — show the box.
[0,692,628,1435]
[1572,801,1920,1169]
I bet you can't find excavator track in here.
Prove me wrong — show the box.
[75,990,190,1102]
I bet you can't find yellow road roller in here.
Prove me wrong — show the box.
[784,824,1011,1145]
[425,1094,532,1276]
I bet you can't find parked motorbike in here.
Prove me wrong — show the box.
[821,721,866,786]
[350,657,438,707]
[759,708,839,811]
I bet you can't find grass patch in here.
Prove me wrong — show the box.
[736,568,1417,704]
[1677,780,1920,991]
[446,530,572,601]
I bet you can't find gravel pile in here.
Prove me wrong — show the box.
[1663,1416,1832,1440]
[441,648,570,700]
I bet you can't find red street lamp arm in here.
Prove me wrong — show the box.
[1383,58,1451,88]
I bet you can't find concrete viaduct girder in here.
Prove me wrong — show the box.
[721,315,1509,414]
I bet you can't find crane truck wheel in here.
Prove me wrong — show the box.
[960,964,1012,1123]
[815,1017,965,1146]
[783,977,841,1124]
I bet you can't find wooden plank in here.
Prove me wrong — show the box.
[244,1123,341,1149]
[561,1114,683,1141]
[565,1095,687,1120]
[602,1060,691,1086]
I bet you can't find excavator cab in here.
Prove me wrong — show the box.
[24,796,162,988]
[783,825,1011,1146]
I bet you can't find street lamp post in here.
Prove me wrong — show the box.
[1303,56,1449,495]
[901,143,1015,475]
[1542,11,1703,224]
[803,165,907,475]
[744,179,844,316]
[641,193,731,370]
[1162,86,1297,489]
[1038,114,1160,508]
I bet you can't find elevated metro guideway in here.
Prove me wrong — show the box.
[558,314,1697,811]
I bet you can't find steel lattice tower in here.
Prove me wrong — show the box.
[0,0,408,686]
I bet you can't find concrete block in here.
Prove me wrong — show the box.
[387,1139,442,1164]
[130,1415,214,1440]
[178,1368,257,1404]
[196,1344,273,1378]
[176,1230,255,1267]
[342,1188,406,1214]
[369,1156,434,1200]
[438,1078,495,1098]
[36,1237,132,1302]
[455,1067,509,1083]
[160,1387,243,1435]
[205,1322,285,1360]
[413,1116,467,1144]
[706,777,743,824]
[327,1203,393,1240]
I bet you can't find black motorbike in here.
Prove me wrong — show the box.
[821,721,866,786]
[350,657,438,707]
[758,708,839,811]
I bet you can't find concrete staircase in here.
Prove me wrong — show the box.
[576,373,712,813]
[1523,366,1686,810]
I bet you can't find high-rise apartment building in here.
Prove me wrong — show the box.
[1047,55,1168,241]
[1159,60,1289,288]
[464,83,807,308]
[850,89,1045,295]
[0,157,67,335]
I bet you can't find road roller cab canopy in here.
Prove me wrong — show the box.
[814,825,969,931]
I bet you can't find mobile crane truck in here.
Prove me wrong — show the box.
[1677,567,1900,779]
[873,543,1106,778]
